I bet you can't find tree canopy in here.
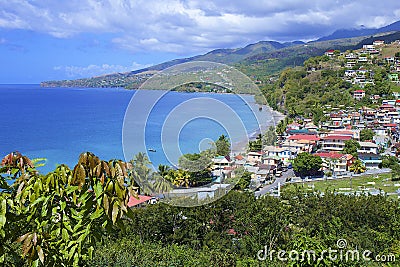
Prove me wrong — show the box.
[343,139,361,158]
[360,129,375,142]
[292,152,322,177]
[215,134,231,157]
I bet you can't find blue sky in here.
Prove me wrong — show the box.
[1,0,400,84]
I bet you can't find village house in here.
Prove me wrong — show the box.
[346,61,357,68]
[246,151,263,164]
[320,135,352,152]
[212,156,233,178]
[286,134,319,153]
[353,90,365,100]
[262,155,282,170]
[373,40,384,46]
[357,56,368,63]
[330,129,360,140]
[263,145,297,163]
[385,57,395,64]
[345,53,358,59]
[233,154,246,166]
[325,49,335,57]
[358,141,379,154]
[315,152,353,175]
[358,153,382,169]
[389,73,399,82]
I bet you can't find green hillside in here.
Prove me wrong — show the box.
[41,31,400,97]
[260,38,400,123]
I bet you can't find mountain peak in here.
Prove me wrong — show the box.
[317,19,400,41]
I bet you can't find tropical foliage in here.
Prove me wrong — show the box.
[343,139,361,158]
[263,126,277,146]
[91,189,400,267]
[360,129,375,142]
[215,134,231,157]
[349,159,366,174]
[292,152,323,177]
[0,152,136,266]
[248,134,263,152]
[2,152,400,266]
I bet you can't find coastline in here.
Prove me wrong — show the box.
[231,105,285,155]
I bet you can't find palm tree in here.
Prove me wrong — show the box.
[152,173,173,194]
[172,169,191,188]
[157,164,171,177]
[349,159,366,174]
[129,152,153,195]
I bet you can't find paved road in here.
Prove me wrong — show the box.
[255,169,294,197]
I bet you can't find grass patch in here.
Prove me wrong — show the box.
[283,173,400,199]
[391,84,400,93]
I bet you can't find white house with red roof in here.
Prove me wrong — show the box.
[320,135,352,152]
[286,122,301,130]
[315,152,353,174]
[325,49,335,57]
[353,90,365,100]
[329,129,360,140]
[287,134,320,142]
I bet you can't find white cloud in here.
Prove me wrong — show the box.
[53,62,151,79]
[1,0,400,54]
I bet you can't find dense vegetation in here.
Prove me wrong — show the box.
[91,189,400,266]
[2,152,399,266]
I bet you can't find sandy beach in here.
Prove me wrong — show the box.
[231,104,285,155]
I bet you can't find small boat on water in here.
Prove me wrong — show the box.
[148,148,156,152]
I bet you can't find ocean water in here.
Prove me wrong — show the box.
[0,84,275,173]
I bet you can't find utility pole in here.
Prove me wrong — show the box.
[277,182,281,197]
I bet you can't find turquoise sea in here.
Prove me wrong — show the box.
[0,84,275,173]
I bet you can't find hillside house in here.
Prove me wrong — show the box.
[247,151,263,164]
[320,135,352,152]
[388,73,399,82]
[263,145,297,162]
[358,142,379,154]
[315,152,353,175]
[353,90,365,100]
[325,49,335,57]
[359,153,382,169]
[373,40,384,46]
[212,156,233,177]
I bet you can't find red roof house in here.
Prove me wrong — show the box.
[287,134,320,142]
[128,195,153,207]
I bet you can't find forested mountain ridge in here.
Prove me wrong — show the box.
[41,30,400,89]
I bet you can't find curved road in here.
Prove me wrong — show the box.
[255,169,294,197]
